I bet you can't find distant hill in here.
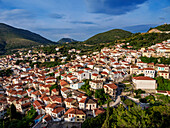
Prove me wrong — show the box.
[85,29,132,44]
[57,38,77,44]
[0,23,55,55]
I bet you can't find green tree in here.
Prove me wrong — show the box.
[148,105,170,127]
[86,90,93,97]
[116,105,150,127]
[95,89,107,105]
[7,104,17,121]
[134,89,145,95]
[82,112,106,128]
[102,100,110,128]
[156,76,170,91]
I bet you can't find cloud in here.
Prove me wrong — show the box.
[85,0,148,15]
[70,21,96,24]
[123,24,158,33]
[32,27,74,41]
[0,9,34,21]
[162,6,170,13]
[35,27,72,32]
[49,13,65,19]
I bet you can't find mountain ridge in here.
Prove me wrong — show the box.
[0,23,55,55]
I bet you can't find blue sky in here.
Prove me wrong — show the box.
[0,0,170,41]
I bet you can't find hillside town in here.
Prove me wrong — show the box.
[0,39,170,128]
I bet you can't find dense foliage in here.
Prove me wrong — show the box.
[0,105,37,128]
[50,84,59,91]
[140,56,158,64]
[83,97,170,128]
[140,56,170,65]
[159,57,170,65]
[0,68,13,77]
[82,112,106,128]
[80,80,93,96]
[95,89,108,105]
[134,89,145,95]
[156,76,170,91]
[156,94,170,105]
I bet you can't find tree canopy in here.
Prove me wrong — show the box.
[156,76,170,91]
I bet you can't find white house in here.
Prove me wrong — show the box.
[132,76,157,90]
[45,103,57,115]
[76,71,90,81]
[51,107,65,121]
[144,68,155,78]
[89,80,103,90]
[136,61,147,69]
[70,81,85,90]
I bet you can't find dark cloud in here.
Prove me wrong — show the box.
[70,21,95,24]
[49,13,64,19]
[85,0,148,15]
[123,24,158,33]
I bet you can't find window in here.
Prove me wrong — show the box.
[77,116,79,118]
[72,115,74,117]
[77,119,79,121]
[82,116,84,118]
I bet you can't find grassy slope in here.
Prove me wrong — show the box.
[85,29,132,44]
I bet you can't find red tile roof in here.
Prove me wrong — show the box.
[79,98,87,103]
[61,87,69,92]
[43,114,52,122]
[65,98,74,103]
[144,68,154,70]
[52,107,65,114]
[78,71,85,74]
[46,103,57,109]
[64,108,85,115]
[60,80,68,87]
[133,76,155,80]
[92,73,98,76]
[94,108,105,116]
[104,83,117,89]
[101,72,108,75]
